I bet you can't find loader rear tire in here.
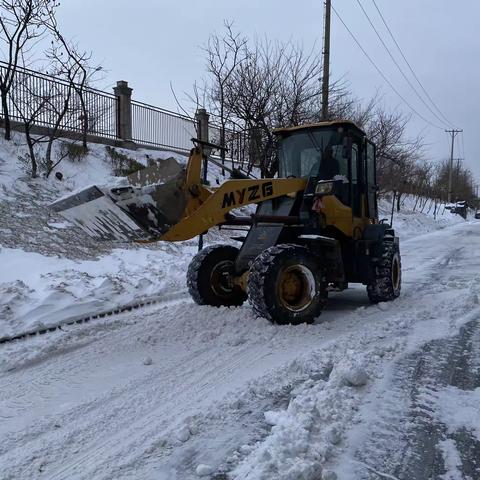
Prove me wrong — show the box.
[248,244,327,325]
[187,244,247,307]
[367,241,401,303]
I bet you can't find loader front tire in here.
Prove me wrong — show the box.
[187,244,247,307]
[248,244,327,325]
[367,241,401,303]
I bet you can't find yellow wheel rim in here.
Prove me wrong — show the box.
[277,265,315,312]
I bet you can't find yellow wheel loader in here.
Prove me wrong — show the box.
[52,120,401,325]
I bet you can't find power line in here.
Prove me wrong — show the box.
[331,3,444,130]
[356,0,451,129]
[321,0,332,119]
[370,0,455,129]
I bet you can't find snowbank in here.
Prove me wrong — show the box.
[379,193,466,239]
[0,245,193,338]
[0,132,189,202]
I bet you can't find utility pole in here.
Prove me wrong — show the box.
[454,158,463,202]
[321,0,331,120]
[445,129,462,203]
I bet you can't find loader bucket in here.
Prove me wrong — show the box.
[51,164,189,242]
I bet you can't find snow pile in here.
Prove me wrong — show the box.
[230,358,371,480]
[0,245,194,338]
[0,131,189,202]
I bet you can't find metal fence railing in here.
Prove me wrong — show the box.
[0,60,251,165]
[209,122,250,169]
[130,102,251,167]
[130,100,196,153]
[0,61,117,138]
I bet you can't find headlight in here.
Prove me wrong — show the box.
[315,181,334,196]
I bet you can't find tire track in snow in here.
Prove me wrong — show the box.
[1,305,297,479]
[43,339,278,479]
[335,224,480,479]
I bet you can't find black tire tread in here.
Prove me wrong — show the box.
[187,244,246,306]
[248,243,327,324]
[367,241,401,303]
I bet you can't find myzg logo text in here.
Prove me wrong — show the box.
[221,182,274,208]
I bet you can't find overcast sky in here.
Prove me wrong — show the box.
[57,0,478,183]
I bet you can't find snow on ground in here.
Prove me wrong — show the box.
[438,439,464,480]
[0,131,189,202]
[1,131,480,479]
[331,222,480,480]
[1,220,479,480]
[432,386,480,440]
[0,245,193,338]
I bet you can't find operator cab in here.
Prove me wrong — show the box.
[273,120,378,220]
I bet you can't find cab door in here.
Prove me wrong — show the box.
[365,141,378,219]
[350,143,362,218]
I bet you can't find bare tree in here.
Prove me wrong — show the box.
[201,24,439,202]
[41,46,76,175]
[202,25,362,177]
[9,69,50,176]
[434,159,476,204]
[349,102,424,209]
[224,38,286,176]
[0,0,54,140]
[46,11,103,149]
[204,21,247,173]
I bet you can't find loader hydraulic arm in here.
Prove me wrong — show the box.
[51,142,306,244]
[160,145,306,241]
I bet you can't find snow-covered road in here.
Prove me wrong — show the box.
[1,221,479,480]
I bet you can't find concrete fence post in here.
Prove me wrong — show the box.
[195,108,209,144]
[114,80,133,141]
[195,108,210,252]
[195,108,211,183]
